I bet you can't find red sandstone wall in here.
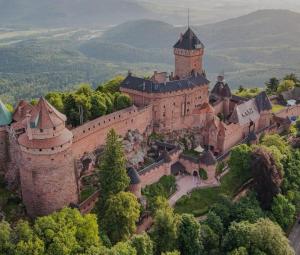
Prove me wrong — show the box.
[179,158,198,174]
[275,105,300,118]
[122,85,209,132]
[19,147,78,217]
[174,49,203,78]
[0,127,8,172]
[212,100,224,115]
[139,162,171,188]
[72,105,153,158]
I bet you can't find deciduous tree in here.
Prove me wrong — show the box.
[103,192,140,244]
[177,214,203,255]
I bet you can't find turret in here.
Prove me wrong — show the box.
[173,28,204,79]
[18,97,78,217]
[211,74,232,118]
[0,100,12,173]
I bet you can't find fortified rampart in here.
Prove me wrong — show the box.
[72,105,153,158]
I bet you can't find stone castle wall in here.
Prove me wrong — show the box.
[139,161,170,188]
[19,146,78,217]
[71,105,153,158]
[0,127,8,172]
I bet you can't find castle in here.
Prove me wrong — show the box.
[0,27,297,217]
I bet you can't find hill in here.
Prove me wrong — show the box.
[0,0,155,27]
[81,10,300,87]
[1,9,300,103]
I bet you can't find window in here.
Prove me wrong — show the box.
[40,129,43,132]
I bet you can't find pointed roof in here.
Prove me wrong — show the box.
[29,97,66,129]
[127,167,141,185]
[173,27,204,50]
[211,81,232,98]
[0,100,12,126]
[12,100,35,122]
[255,91,272,112]
[200,150,217,166]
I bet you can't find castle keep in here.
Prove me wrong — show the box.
[0,27,297,217]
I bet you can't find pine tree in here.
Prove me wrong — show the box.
[98,129,130,207]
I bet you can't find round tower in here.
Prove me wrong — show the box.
[18,97,78,217]
[0,100,12,173]
[173,27,204,79]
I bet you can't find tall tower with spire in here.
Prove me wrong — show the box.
[18,97,78,217]
[173,27,205,79]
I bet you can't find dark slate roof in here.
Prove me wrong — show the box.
[173,28,204,50]
[127,167,141,185]
[200,150,217,166]
[171,162,186,175]
[248,131,257,142]
[121,74,209,94]
[255,92,272,112]
[211,82,232,98]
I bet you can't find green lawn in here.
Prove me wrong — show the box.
[174,170,250,216]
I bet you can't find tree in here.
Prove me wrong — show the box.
[228,144,252,177]
[151,207,178,255]
[271,194,295,230]
[109,241,137,255]
[204,211,224,235]
[222,221,253,252]
[265,77,279,94]
[177,214,203,255]
[115,94,132,111]
[251,147,283,209]
[103,192,140,244]
[130,233,153,255]
[261,134,290,159]
[34,208,101,255]
[210,196,233,229]
[223,219,294,255]
[229,247,248,255]
[46,92,64,112]
[97,76,124,94]
[90,93,107,119]
[98,129,130,206]
[277,79,295,93]
[231,194,264,223]
[283,73,300,86]
[251,218,294,255]
[0,221,13,254]
[161,252,181,255]
[200,225,219,254]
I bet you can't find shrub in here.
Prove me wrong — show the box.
[199,168,208,180]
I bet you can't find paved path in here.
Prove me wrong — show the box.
[168,175,219,206]
[289,220,300,255]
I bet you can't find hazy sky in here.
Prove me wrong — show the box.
[138,0,300,24]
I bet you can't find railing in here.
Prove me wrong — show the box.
[138,159,165,175]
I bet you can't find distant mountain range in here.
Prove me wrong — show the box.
[80,9,300,87]
[0,0,156,27]
[1,9,300,103]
